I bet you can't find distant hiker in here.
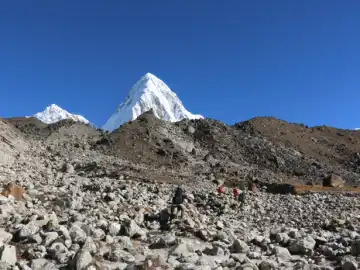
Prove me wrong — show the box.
[153,185,160,194]
[144,209,171,230]
[251,182,258,193]
[217,185,224,195]
[238,190,246,209]
[233,187,239,200]
[158,208,171,230]
[171,185,186,220]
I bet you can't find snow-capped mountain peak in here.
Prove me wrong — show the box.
[102,73,203,131]
[32,104,89,124]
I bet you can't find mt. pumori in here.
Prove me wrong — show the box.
[32,104,89,124]
[102,73,203,131]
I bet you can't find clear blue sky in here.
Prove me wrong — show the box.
[1,1,360,128]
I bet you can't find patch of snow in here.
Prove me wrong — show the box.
[32,104,89,124]
[102,73,203,131]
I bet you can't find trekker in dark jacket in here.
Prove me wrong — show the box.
[144,208,171,230]
[171,185,187,220]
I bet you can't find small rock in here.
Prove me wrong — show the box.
[48,212,59,229]
[248,251,261,259]
[48,242,67,256]
[64,163,75,174]
[117,236,133,251]
[203,246,224,256]
[75,251,92,270]
[56,252,72,264]
[323,174,345,187]
[231,239,249,253]
[288,229,301,239]
[18,222,40,240]
[29,234,42,244]
[216,221,224,230]
[69,224,87,244]
[109,249,135,263]
[0,229,12,244]
[82,237,97,254]
[335,219,346,226]
[274,246,292,261]
[314,236,327,247]
[187,126,196,134]
[195,230,209,241]
[351,239,360,255]
[175,263,197,270]
[230,253,248,263]
[214,231,228,242]
[26,201,34,208]
[143,255,169,269]
[289,235,316,255]
[91,228,105,240]
[43,232,59,247]
[149,238,167,249]
[161,234,176,245]
[319,245,334,257]
[276,233,290,244]
[105,235,114,244]
[31,259,57,270]
[0,245,17,265]
[121,220,146,239]
[184,217,195,228]
[17,261,32,270]
[108,223,121,236]
[172,243,194,257]
[241,263,259,270]
[259,260,278,270]
[342,256,358,270]
[134,210,145,225]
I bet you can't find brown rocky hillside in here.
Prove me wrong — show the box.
[6,111,360,186]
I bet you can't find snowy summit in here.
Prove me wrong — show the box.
[102,73,203,131]
[33,104,89,124]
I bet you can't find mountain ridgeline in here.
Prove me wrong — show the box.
[4,110,360,187]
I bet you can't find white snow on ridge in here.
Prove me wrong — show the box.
[102,73,203,132]
[32,104,89,124]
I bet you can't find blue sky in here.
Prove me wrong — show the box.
[1,1,360,129]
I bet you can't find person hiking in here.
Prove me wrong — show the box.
[238,189,246,210]
[233,187,239,200]
[217,185,224,195]
[144,208,171,230]
[158,208,171,230]
[251,182,258,193]
[171,185,186,220]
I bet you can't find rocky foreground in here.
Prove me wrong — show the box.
[0,173,360,270]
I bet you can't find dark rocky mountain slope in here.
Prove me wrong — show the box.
[5,112,360,186]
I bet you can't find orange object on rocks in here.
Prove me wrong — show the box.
[1,182,24,201]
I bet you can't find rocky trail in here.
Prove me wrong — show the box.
[1,113,360,269]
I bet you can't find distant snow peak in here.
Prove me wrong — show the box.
[102,73,203,132]
[33,104,89,124]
